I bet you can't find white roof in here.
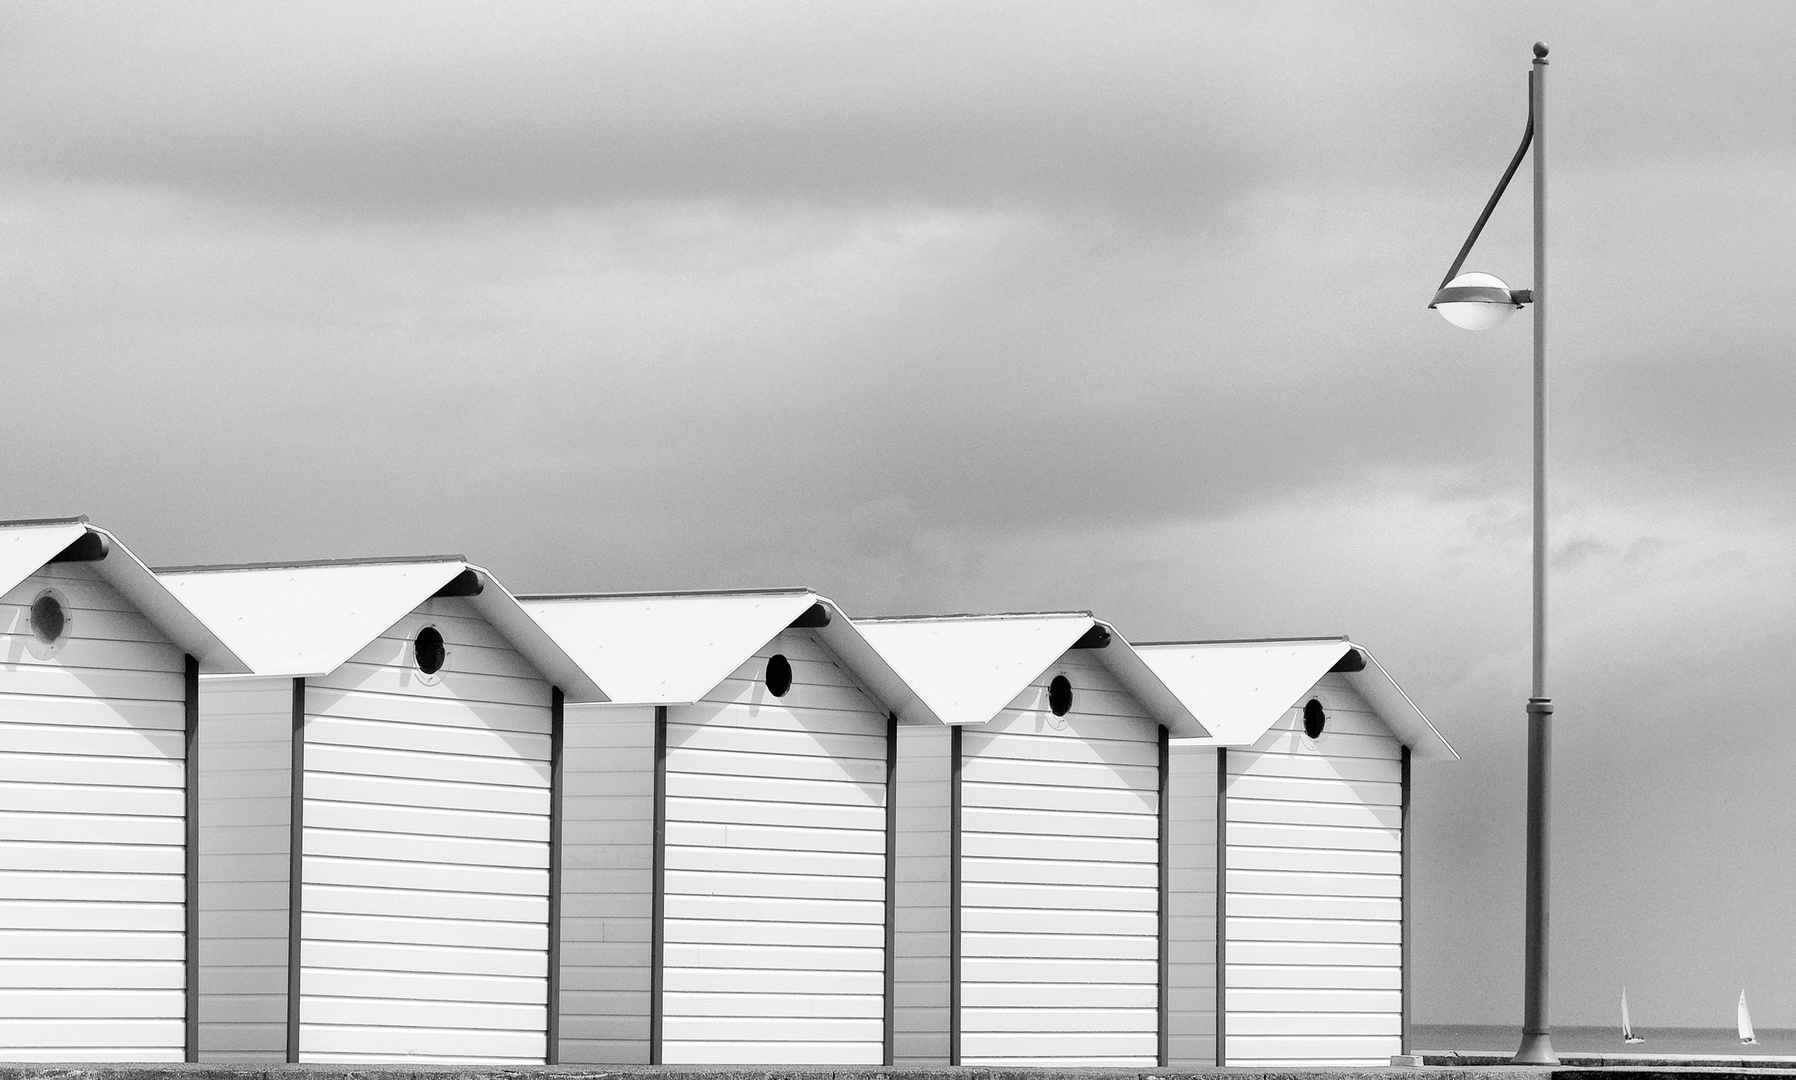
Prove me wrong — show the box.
[520,589,929,719]
[0,518,248,673]
[1136,637,1457,760]
[853,612,1209,737]
[156,557,605,701]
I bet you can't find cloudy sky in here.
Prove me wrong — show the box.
[5,1,1794,1030]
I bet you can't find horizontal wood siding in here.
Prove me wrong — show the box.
[197,676,293,1061]
[300,598,553,1064]
[959,650,1161,1067]
[558,704,656,1064]
[891,723,950,1064]
[1167,743,1217,1066]
[0,563,188,1061]
[1224,673,1403,1066]
[661,629,889,1065]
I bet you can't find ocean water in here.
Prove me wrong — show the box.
[1414,1024,1796,1057]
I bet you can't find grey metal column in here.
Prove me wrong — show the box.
[1514,41,1557,1068]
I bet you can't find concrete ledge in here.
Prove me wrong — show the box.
[0,1065,1555,1080]
[1425,1053,1796,1071]
[3,1067,1785,1080]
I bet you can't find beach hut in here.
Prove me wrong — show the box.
[156,556,604,1065]
[517,589,928,1067]
[851,612,1209,1068]
[1136,637,1455,1067]
[1,517,245,1062]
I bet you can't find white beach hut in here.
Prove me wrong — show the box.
[518,589,929,1067]
[156,556,604,1065]
[852,612,1210,1068]
[1,517,246,1062]
[1136,637,1456,1067]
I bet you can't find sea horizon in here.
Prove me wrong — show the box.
[1414,1024,1796,1056]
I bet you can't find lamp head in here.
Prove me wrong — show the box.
[1430,272,1524,331]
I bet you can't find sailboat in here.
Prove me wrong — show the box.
[1621,988,1645,1043]
[1739,989,1758,1045]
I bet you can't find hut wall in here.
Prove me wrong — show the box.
[197,675,293,1061]
[958,649,1161,1067]
[890,722,951,1065]
[1166,742,1218,1066]
[660,628,889,1065]
[297,597,554,1063]
[558,704,656,1065]
[1223,672,1403,1066]
[0,562,189,1061]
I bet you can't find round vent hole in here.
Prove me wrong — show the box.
[414,626,447,676]
[766,653,793,697]
[30,592,67,646]
[1048,675,1073,717]
[1303,698,1327,740]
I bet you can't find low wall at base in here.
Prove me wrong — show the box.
[1,1065,1551,1080]
[10,1066,1796,1080]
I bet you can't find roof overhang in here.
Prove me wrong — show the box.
[463,564,607,703]
[519,588,924,717]
[1,518,249,673]
[1139,637,1456,760]
[853,612,1209,737]
[156,557,604,700]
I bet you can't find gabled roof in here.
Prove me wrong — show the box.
[155,557,606,701]
[519,588,928,719]
[853,612,1209,737]
[1134,637,1457,760]
[0,517,248,673]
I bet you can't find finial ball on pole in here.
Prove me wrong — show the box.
[1533,42,1549,58]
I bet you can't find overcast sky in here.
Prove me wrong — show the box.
[5,1,1795,1030]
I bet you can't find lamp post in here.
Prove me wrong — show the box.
[1428,42,1556,1067]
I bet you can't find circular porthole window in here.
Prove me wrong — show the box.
[766,653,793,697]
[1303,698,1327,740]
[413,626,447,684]
[1048,674,1073,717]
[26,589,71,659]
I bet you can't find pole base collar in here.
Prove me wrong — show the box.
[1513,1031,1559,1065]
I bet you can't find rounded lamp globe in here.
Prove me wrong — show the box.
[1431,272,1517,331]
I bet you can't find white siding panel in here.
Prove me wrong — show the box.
[891,722,949,1065]
[299,598,552,1064]
[660,967,881,995]
[665,869,884,902]
[1228,1033,1404,1065]
[661,630,889,1066]
[1224,674,1403,1066]
[557,703,655,1065]
[198,675,291,1061]
[1167,742,1217,1066]
[959,650,1161,1067]
[962,880,1153,911]
[0,563,187,1062]
[665,991,881,1017]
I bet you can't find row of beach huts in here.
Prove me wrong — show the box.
[0,516,1454,1067]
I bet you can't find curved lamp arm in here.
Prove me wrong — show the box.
[1438,71,1535,290]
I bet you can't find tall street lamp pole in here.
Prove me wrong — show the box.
[1427,41,1556,1067]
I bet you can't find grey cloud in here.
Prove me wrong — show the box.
[24,2,1787,214]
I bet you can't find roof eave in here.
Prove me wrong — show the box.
[85,527,252,674]
[465,566,610,704]
[808,598,942,726]
[1089,621,1211,739]
[1342,645,1458,761]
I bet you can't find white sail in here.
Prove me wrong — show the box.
[1622,988,1643,1042]
[1739,989,1758,1045]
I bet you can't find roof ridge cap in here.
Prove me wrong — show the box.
[859,610,1094,624]
[154,554,468,573]
[519,587,816,601]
